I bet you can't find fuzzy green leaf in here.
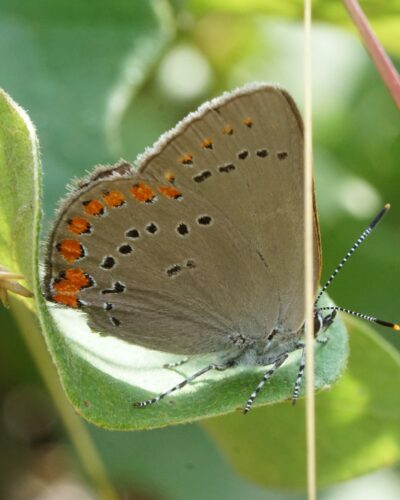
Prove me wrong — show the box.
[0,89,40,293]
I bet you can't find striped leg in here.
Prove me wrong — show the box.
[163,357,189,369]
[291,347,306,405]
[291,331,330,406]
[133,359,236,408]
[243,353,288,414]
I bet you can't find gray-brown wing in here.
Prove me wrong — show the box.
[44,84,320,355]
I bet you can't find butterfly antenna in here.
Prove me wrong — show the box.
[314,203,391,306]
[316,306,400,331]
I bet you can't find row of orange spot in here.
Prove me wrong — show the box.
[51,268,93,308]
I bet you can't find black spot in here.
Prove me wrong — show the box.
[197,215,212,225]
[146,223,158,234]
[186,259,196,268]
[110,316,121,326]
[118,244,133,254]
[114,282,125,293]
[193,171,212,183]
[126,228,140,239]
[82,273,94,289]
[256,149,269,158]
[101,256,116,270]
[218,163,236,173]
[166,264,182,277]
[277,151,288,160]
[177,223,189,236]
[103,302,113,311]
[238,150,249,160]
[101,281,126,294]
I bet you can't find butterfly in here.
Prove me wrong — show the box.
[44,84,398,413]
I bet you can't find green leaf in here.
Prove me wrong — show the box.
[202,317,400,489]
[0,89,40,292]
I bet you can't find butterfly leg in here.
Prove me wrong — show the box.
[291,318,334,405]
[243,353,289,414]
[291,346,306,405]
[133,359,237,408]
[163,357,189,369]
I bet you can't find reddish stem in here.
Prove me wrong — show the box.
[343,0,400,109]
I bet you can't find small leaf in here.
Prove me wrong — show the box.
[0,89,40,297]
[202,317,400,489]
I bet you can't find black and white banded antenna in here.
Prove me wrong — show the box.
[315,203,400,332]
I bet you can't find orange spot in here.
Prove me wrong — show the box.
[68,217,91,235]
[164,172,175,183]
[243,117,253,127]
[53,277,79,294]
[159,186,182,200]
[103,190,126,208]
[179,153,193,165]
[51,268,93,308]
[56,240,85,263]
[130,182,156,203]
[65,268,92,289]
[83,199,105,216]
[394,324,400,331]
[52,294,81,308]
[201,138,213,149]
[222,124,234,135]
[53,269,91,293]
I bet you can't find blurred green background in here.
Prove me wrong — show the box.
[1,0,400,498]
